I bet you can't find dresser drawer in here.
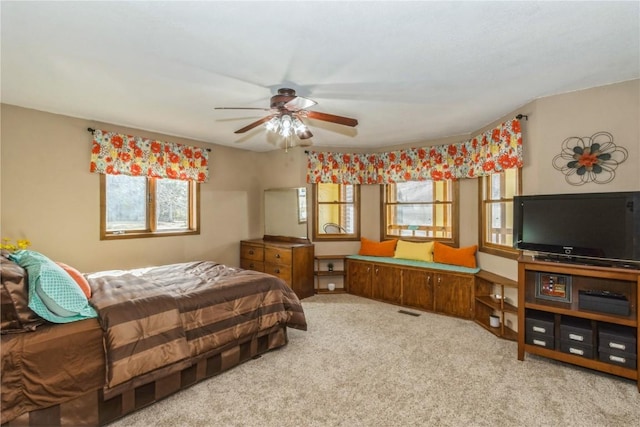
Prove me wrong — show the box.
[525,311,555,337]
[560,317,594,346]
[599,324,637,355]
[240,259,264,272]
[264,247,292,265]
[560,340,594,359]
[526,332,554,349]
[241,244,264,261]
[264,263,292,284]
[599,349,637,369]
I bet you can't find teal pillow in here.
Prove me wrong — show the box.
[8,250,97,323]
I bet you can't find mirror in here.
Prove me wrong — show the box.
[264,187,308,239]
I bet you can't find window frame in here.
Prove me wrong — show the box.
[100,174,200,240]
[312,183,361,242]
[380,180,459,246]
[477,168,522,259]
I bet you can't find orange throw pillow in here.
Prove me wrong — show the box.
[433,242,478,268]
[358,238,398,257]
[56,262,92,299]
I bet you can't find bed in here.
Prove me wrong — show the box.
[1,251,307,426]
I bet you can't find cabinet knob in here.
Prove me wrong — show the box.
[375,268,379,274]
[275,253,281,259]
[275,268,280,274]
[248,250,254,255]
[249,263,255,269]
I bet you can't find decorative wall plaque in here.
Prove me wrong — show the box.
[552,131,628,185]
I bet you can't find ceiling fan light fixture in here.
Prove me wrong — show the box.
[293,117,312,139]
[281,114,292,129]
[296,128,313,139]
[293,117,306,132]
[265,116,280,132]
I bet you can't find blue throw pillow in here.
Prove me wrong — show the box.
[8,250,97,323]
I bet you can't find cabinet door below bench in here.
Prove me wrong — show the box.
[372,264,402,304]
[434,273,474,319]
[347,260,373,298]
[403,268,434,311]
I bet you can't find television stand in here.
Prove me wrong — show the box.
[518,255,640,392]
[533,254,640,270]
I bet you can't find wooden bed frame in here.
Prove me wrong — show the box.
[2,325,288,426]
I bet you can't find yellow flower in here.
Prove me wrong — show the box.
[17,239,31,250]
[1,238,30,252]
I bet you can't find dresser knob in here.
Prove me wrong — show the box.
[275,253,281,259]
[249,250,254,255]
[275,268,280,274]
[249,263,254,269]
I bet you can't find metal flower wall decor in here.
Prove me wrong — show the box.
[552,131,628,185]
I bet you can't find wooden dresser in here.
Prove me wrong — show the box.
[240,236,314,299]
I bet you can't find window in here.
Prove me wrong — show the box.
[100,174,199,239]
[478,168,521,258]
[382,180,458,244]
[312,183,360,241]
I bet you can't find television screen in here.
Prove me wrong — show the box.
[514,192,640,267]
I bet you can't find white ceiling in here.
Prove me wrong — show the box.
[2,1,639,152]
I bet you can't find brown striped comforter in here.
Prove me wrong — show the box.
[88,261,306,391]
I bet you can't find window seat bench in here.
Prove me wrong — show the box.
[345,255,496,321]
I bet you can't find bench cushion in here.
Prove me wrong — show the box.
[346,255,481,274]
[393,240,434,262]
[358,238,398,257]
[433,242,478,269]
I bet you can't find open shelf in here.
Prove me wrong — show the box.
[314,255,346,294]
[524,302,637,327]
[474,270,518,341]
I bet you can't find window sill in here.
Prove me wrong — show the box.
[479,245,520,260]
[101,230,200,240]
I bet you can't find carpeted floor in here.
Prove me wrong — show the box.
[111,294,640,426]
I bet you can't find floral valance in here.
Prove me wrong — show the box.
[307,118,522,184]
[90,129,209,182]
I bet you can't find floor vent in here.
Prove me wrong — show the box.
[398,309,421,317]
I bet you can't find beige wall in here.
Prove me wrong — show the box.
[1,79,638,278]
[522,79,640,195]
[0,105,261,272]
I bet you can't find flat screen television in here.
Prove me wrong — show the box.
[513,191,640,269]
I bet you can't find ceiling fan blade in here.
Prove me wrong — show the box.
[234,115,276,134]
[215,107,272,111]
[284,96,317,111]
[305,111,358,127]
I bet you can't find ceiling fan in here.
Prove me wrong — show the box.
[215,88,358,140]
